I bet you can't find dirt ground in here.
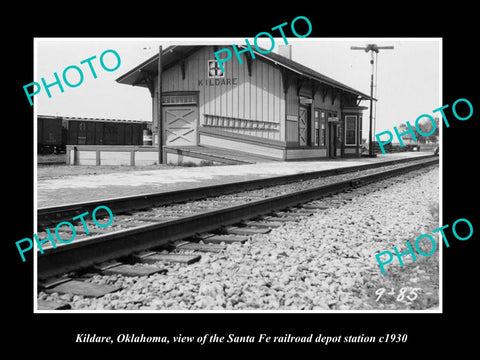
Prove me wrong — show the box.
[38,154,182,180]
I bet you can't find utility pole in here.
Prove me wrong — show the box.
[157,45,163,164]
[350,44,393,157]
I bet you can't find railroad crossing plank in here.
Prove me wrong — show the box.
[100,264,168,276]
[134,252,201,265]
[37,300,71,310]
[176,242,226,253]
[201,234,249,244]
[225,227,271,235]
[45,280,121,298]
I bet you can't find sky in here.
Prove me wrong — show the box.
[34,38,440,137]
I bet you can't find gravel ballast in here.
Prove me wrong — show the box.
[38,166,439,311]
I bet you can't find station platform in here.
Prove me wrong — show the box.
[164,145,280,165]
[37,152,434,208]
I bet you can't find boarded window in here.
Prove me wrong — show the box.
[345,115,357,145]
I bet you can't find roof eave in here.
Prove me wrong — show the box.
[116,45,180,86]
[247,46,376,101]
[116,45,378,102]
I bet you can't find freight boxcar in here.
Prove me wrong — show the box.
[37,115,67,154]
[64,117,149,145]
[37,115,150,153]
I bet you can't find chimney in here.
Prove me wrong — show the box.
[278,45,292,59]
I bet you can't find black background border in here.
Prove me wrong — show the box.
[6,6,478,355]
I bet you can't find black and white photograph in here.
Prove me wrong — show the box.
[33,38,442,313]
[7,8,478,354]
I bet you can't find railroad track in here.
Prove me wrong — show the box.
[38,154,436,226]
[37,157,438,309]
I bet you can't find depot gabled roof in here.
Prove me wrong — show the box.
[116,45,375,101]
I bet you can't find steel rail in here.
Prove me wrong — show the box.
[38,154,437,225]
[37,158,438,280]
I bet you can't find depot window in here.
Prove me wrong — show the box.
[345,115,357,145]
[314,108,327,147]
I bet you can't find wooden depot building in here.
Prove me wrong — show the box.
[116,45,373,165]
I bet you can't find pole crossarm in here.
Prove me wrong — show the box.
[350,44,394,53]
[350,43,394,157]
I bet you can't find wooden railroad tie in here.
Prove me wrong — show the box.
[93,260,168,277]
[175,242,226,253]
[299,204,329,210]
[266,215,300,222]
[37,299,71,310]
[273,211,309,218]
[224,226,271,235]
[132,251,201,265]
[242,220,283,228]
[290,209,316,215]
[198,233,250,244]
[42,279,122,298]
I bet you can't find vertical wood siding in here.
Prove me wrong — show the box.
[157,46,285,141]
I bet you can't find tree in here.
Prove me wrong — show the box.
[397,117,439,144]
[417,117,439,143]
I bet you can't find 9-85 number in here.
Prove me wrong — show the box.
[375,287,420,302]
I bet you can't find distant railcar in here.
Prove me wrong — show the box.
[37,116,66,154]
[65,118,149,145]
[37,115,150,153]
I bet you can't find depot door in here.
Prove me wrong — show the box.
[298,105,311,146]
[328,122,337,157]
[163,105,198,146]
